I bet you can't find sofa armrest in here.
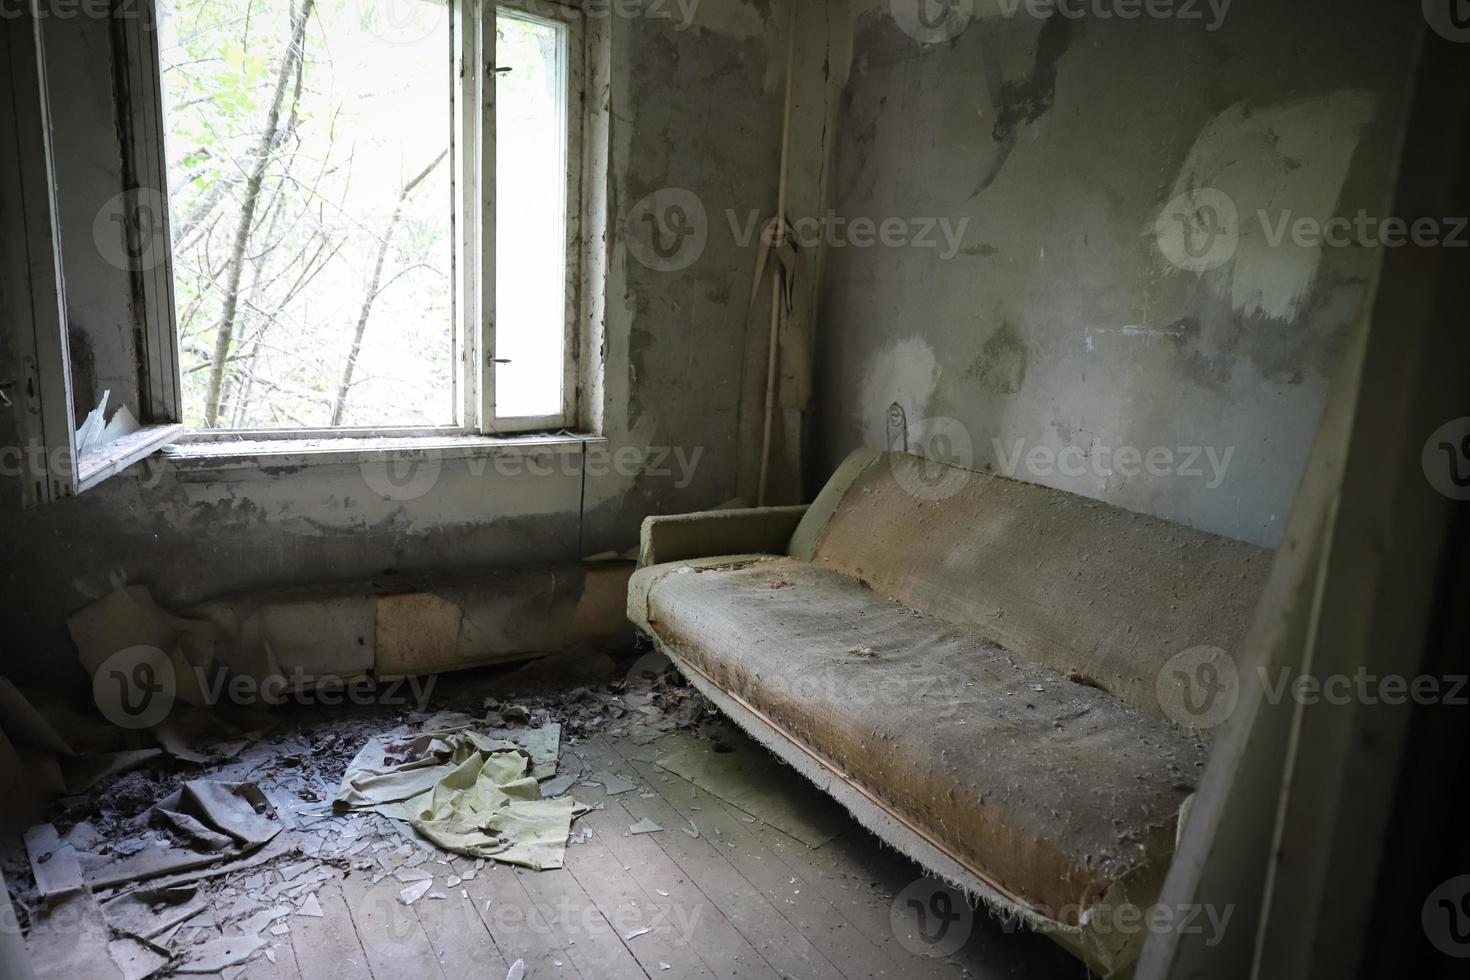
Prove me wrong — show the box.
[639,506,809,566]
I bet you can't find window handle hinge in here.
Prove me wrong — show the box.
[492,358,512,364]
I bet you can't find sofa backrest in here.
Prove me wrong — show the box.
[789,450,1270,724]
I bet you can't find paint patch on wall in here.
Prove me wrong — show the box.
[857,336,939,448]
[1156,90,1375,322]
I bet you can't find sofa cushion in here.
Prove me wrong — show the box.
[791,451,1268,722]
[633,554,1208,924]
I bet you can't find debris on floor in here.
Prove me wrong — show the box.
[334,719,588,869]
[3,643,749,978]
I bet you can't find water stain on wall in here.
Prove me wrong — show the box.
[965,322,1029,394]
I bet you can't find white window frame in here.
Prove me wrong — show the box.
[163,0,591,443]
[5,0,594,506]
[3,2,185,507]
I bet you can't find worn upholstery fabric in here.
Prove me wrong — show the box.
[805,452,1269,721]
[635,556,1208,923]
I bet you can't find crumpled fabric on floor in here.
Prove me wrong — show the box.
[334,728,583,870]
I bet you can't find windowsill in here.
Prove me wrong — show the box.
[160,431,604,472]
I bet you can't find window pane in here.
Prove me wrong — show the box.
[159,0,454,430]
[495,12,567,420]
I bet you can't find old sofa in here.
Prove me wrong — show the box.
[627,449,1269,974]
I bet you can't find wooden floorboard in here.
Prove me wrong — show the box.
[414,855,511,979]
[559,811,718,979]
[581,737,849,980]
[603,737,948,980]
[461,855,587,979]
[288,880,375,980]
[340,870,448,980]
[567,761,785,980]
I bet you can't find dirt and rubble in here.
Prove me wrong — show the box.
[3,644,720,980]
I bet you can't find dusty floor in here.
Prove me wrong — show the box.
[7,650,1083,979]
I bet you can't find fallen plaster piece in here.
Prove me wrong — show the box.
[270,923,290,936]
[539,773,579,799]
[681,819,699,839]
[177,936,266,973]
[24,823,84,899]
[506,960,526,980]
[107,938,168,980]
[628,818,662,836]
[592,771,638,795]
[399,880,433,905]
[297,893,323,917]
[622,926,652,941]
[394,867,432,883]
[27,886,119,980]
[101,885,208,940]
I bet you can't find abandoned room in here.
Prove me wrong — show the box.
[1,0,1467,977]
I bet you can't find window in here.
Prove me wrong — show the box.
[153,0,587,437]
[4,0,595,506]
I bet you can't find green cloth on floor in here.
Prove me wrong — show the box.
[334,728,583,870]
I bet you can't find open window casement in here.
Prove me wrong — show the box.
[1,3,182,507]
